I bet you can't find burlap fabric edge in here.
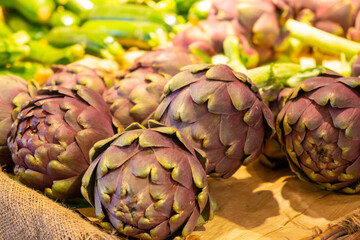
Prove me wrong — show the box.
[0,171,120,240]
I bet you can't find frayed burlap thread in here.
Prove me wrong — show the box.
[0,171,120,240]
[304,209,360,239]
[335,209,360,234]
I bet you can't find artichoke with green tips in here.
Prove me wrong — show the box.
[103,47,202,128]
[0,75,34,172]
[81,120,213,240]
[8,86,116,199]
[44,64,107,95]
[155,64,275,178]
[276,72,360,193]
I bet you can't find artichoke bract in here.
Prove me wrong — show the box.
[8,86,115,199]
[44,64,107,95]
[276,72,360,193]
[0,75,34,172]
[103,47,202,128]
[81,121,213,240]
[155,64,275,178]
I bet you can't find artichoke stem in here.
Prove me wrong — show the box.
[247,63,301,88]
[285,19,360,58]
[223,35,247,73]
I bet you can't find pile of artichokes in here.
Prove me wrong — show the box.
[3,0,360,239]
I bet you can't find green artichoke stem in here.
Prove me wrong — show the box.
[223,35,247,73]
[285,19,360,59]
[190,47,212,63]
[247,63,301,88]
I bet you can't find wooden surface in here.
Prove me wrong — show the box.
[188,160,360,240]
[78,160,360,240]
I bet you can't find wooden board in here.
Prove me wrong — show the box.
[189,160,360,240]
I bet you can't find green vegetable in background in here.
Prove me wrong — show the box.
[6,11,49,40]
[81,19,168,49]
[46,26,125,63]
[188,0,211,24]
[81,4,178,30]
[0,21,13,38]
[0,39,30,67]
[64,0,95,14]
[49,8,80,27]
[2,0,56,23]
[0,61,47,81]
[27,40,85,64]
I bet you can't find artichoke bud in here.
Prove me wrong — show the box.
[81,124,213,239]
[277,75,360,193]
[156,63,274,177]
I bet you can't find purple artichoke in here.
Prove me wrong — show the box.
[211,0,281,47]
[155,64,275,178]
[172,18,254,58]
[81,121,213,240]
[103,47,202,128]
[0,75,34,172]
[276,72,360,193]
[207,0,283,62]
[44,64,107,95]
[8,86,116,199]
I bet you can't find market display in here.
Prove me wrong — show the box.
[1,0,360,239]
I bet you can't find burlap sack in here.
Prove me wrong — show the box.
[0,171,120,240]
